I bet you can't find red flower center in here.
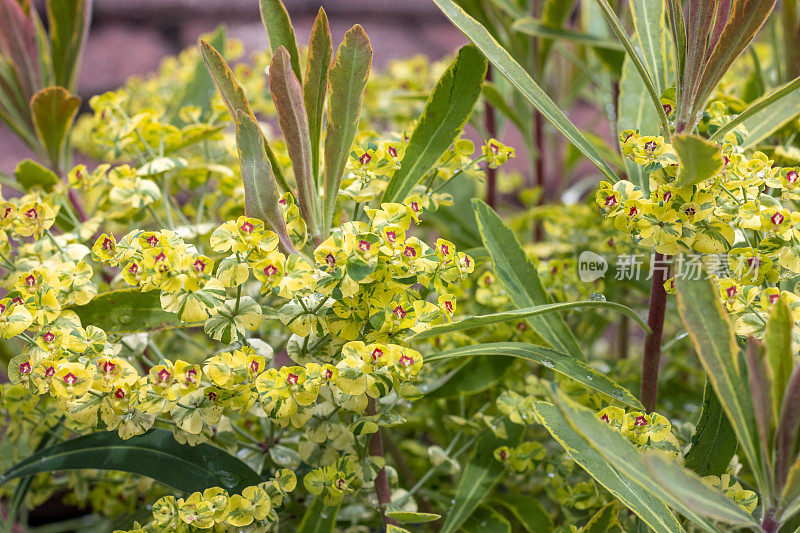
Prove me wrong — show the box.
[772,212,785,226]
[444,301,453,312]
[605,194,617,207]
[358,240,371,252]
[25,275,36,287]
[393,305,407,319]
[19,361,31,374]
[601,414,610,423]
[185,369,198,383]
[264,264,277,276]
[388,146,398,158]
[359,153,371,165]
[102,361,116,374]
[399,355,414,367]
[788,170,798,183]
[43,331,55,343]
[114,388,126,399]
[250,360,259,373]
[44,366,55,377]
[326,253,336,267]
[371,348,383,361]
[25,208,37,219]
[726,286,738,298]
[129,263,139,274]
[157,369,171,383]
[103,238,114,251]
[403,246,416,257]
[489,142,499,154]
[286,373,299,385]
[634,415,647,427]
[146,236,159,247]
[240,222,254,233]
[193,259,206,272]
[63,372,78,385]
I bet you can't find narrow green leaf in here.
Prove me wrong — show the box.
[533,400,686,533]
[676,275,765,492]
[297,496,340,533]
[425,342,642,409]
[539,0,577,61]
[69,289,183,334]
[671,133,723,188]
[409,300,649,342]
[14,158,59,191]
[548,386,753,529]
[29,86,80,169]
[385,511,441,524]
[46,0,91,90]
[259,0,303,83]
[512,18,623,51]
[630,0,668,94]
[473,199,584,359]
[322,25,371,234]
[200,39,255,123]
[303,8,332,190]
[684,379,737,477]
[382,44,486,203]
[0,429,262,493]
[235,110,297,254]
[710,75,800,143]
[776,366,800,494]
[745,337,771,460]
[269,46,320,237]
[492,495,552,532]
[594,0,671,136]
[433,0,619,182]
[440,423,523,533]
[0,0,40,99]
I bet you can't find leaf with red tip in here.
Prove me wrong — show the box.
[303,8,332,189]
[270,46,320,238]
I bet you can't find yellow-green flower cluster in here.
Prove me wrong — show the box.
[596,406,680,456]
[701,474,758,514]
[140,469,295,531]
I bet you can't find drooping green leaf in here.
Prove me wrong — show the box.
[234,110,297,254]
[0,429,262,493]
[473,199,584,359]
[582,501,620,533]
[385,511,441,524]
[440,423,523,533]
[30,86,80,169]
[259,0,303,83]
[296,496,340,533]
[382,44,486,203]
[433,0,619,182]
[425,342,642,409]
[46,0,91,90]
[676,275,765,491]
[461,506,511,533]
[303,8,332,190]
[269,46,320,237]
[409,300,649,342]
[14,158,59,191]
[69,289,183,334]
[532,400,686,533]
[323,24,371,235]
[548,386,755,529]
[683,379,737,477]
[512,18,623,51]
[671,133,723,188]
[492,494,552,532]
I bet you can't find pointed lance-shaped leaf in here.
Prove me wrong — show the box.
[745,337,772,465]
[259,0,303,84]
[776,366,800,493]
[0,0,40,100]
[235,110,297,254]
[382,44,487,203]
[303,8,332,190]
[270,46,321,238]
[322,24,371,235]
[676,275,765,493]
[29,86,80,170]
[691,0,778,119]
[46,0,92,91]
[200,39,292,195]
[764,299,793,426]
[683,379,737,477]
[675,0,718,132]
[433,0,619,182]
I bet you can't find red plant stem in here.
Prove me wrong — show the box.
[366,398,398,528]
[485,65,497,209]
[68,189,87,222]
[640,253,669,412]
